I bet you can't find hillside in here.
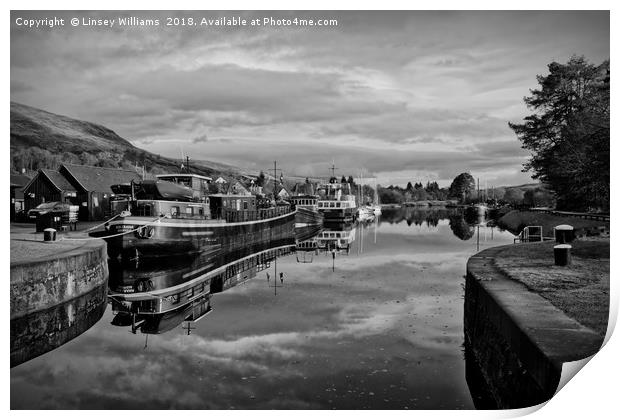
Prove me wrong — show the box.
[10,102,244,179]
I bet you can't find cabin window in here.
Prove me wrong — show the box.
[243,201,248,210]
[188,287,194,298]
[198,207,204,216]
[171,206,180,217]
[186,207,194,216]
[336,202,341,208]
[171,294,180,304]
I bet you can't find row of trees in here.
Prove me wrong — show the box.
[378,181,450,204]
[10,146,131,174]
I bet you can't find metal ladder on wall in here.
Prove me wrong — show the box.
[514,226,544,243]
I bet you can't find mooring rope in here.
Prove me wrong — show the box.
[83,212,124,233]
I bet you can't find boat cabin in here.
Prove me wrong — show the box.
[316,182,357,211]
[290,195,318,210]
[208,194,257,219]
[133,200,211,219]
[156,174,212,201]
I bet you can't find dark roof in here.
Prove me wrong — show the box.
[39,169,77,192]
[61,164,141,193]
[10,174,31,188]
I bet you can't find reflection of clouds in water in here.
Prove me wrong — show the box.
[14,295,407,407]
[396,297,464,352]
[167,299,403,368]
[265,251,470,285]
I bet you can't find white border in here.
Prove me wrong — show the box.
[4,2,616,420]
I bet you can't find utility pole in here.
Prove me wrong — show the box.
[182,322,195,335]
[270,252,283,295]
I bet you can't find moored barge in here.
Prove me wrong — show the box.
[103,173,296,261]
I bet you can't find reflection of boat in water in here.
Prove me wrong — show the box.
[315,223,356,254]
[108,234,296,316]
[11,283,107,368]
[102,172,296,261]
[295,225,322,263]
[109,235,298,334]
[111,294,213,335]
[357,206,375,222]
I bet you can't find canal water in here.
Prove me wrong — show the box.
[11,208,514,409]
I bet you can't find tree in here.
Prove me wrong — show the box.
[449,215,474,240]
[448,173,476,203]
[257,171,266,187]
[341,175,347,184]
[502,188,525,205]
[509,56,609,211]
[523,188,555,208]
[378,188,404,204]
[406,181,413,192]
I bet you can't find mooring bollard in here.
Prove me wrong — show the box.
[554,224,574,244]
[43,228,57,242]
[554,244,572,266]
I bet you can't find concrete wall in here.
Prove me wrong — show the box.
[464,270,559,408]
[10,240,108,320]
[10,283,107,367]
[464,246,603,409]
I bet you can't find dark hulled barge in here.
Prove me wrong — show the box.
[103,173,296,261]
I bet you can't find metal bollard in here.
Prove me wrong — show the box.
[554,244,572,266]
[43,228,57,242]
[554,224,574,244]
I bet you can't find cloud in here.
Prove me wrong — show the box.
[10,10,609,186]
[192,134,208,143]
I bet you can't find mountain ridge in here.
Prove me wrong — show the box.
[10,102,245,179]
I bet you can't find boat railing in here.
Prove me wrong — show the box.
[223,205,292,223]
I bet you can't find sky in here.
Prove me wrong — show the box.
[10,10,609,187]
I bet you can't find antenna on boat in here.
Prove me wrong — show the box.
[329,161,338,180]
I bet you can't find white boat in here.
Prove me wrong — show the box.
[316,181,357,222]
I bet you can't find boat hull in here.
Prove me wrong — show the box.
[295,207,324,226]
[105,210,296,261]
[320,208,356,222]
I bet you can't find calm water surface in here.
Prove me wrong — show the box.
[11,208,514,409]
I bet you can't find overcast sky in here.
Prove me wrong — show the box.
[11,10,609,187]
